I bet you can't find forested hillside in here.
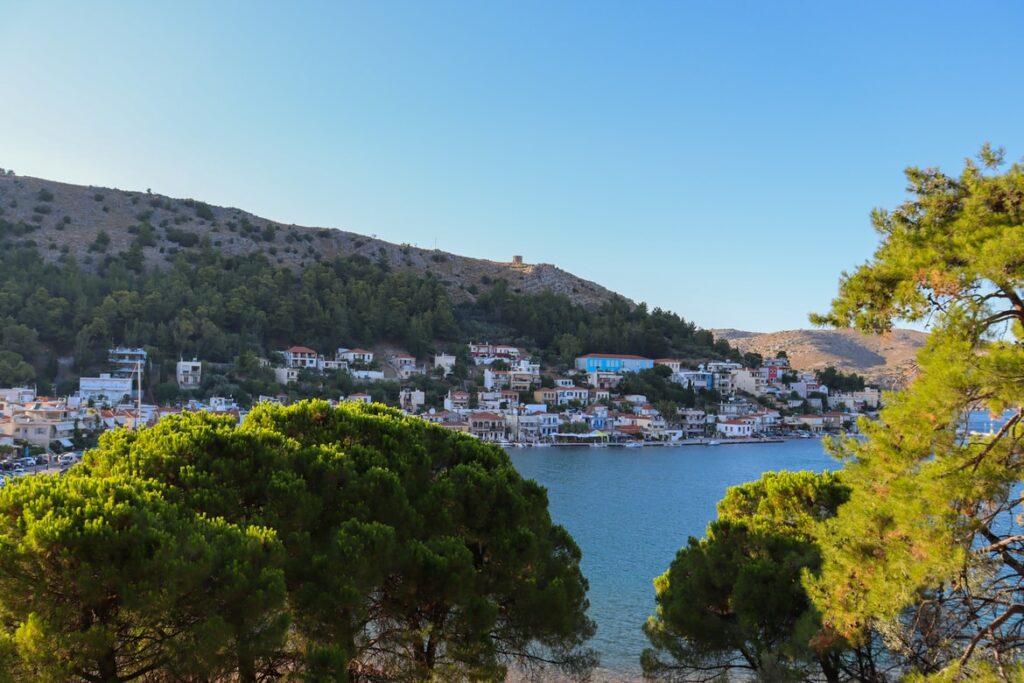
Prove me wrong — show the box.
[0,220,737,395]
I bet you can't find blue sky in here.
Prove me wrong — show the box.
[2,1,1022,331]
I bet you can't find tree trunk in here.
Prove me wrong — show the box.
[97,647,119,683]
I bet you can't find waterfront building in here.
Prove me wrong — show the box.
[716,419,753,438]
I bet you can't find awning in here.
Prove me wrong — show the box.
[57,438,74,448]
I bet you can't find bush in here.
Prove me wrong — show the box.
[194,202,214,220]
[88,231,111,252]
[166,227,200,248]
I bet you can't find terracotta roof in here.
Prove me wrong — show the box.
[470,412,504,421]
[286,346,317,354]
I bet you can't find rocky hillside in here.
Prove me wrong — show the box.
[713,327,928,387]
[0,173,625,308]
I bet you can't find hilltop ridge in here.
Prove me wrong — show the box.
[712,327,927,387]
[0,173,626,309]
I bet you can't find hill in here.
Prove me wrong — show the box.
[0,173,623,308]
[712,327,928,387]
[0,171,738,399]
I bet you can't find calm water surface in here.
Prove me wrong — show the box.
[509,439,835,677]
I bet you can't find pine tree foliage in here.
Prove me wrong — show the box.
[0,400,597,682]
[807,146,1024,680]
[641,471,888,682]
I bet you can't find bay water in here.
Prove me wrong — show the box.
[509,439,835,677]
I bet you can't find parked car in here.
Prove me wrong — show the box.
[57,454,76,466]
[10,468,27,477]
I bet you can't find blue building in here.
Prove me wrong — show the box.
[574,353,655,373]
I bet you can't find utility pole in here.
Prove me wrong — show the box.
[135,360,142,429]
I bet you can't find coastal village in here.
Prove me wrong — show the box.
[0,339,882,466]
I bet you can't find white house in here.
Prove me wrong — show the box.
[555,386,590,406]
[79,374,134,403]
[389,353,420,379]
[350,370,385,382]
[274,367,299,385]
[434,353,457,376]
[731,368,769,396]
[339,348,374,364]
[716,420,753,438]
[468,342,521,365]
[282,346,318,369]
[319,357,349,372]
[176,359,202,390]
[208,396,238,412]
[398,388,425,412]
[444,390,470,411]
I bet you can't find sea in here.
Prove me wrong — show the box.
[508,439,835,678]
[507,410,1017,679]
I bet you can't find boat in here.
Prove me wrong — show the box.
[533,442,550,448]
[589,443,608,448]
[624,442,643,449]
[706,440,721,446]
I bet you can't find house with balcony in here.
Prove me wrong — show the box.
[338,348,374,365]
[444,390,470,411]
[587,371,623,389]
[176,359,202,390]
[731,368,769,396]
[533,388,557,405]
[555,386,590,406]
[584,405,609,430]
[282,346,319,369]
[1,399,79,448]
[108,347,147,378]
[398,388,426,412]
[672,370,713,390]
[79,374,135,404]
[469,412,506,441]
[468,342,521,365]
[389,353,421,379]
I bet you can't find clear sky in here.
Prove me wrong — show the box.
[2,1,1022,331]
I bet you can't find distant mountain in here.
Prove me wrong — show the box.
[712,327,928,387]
[0,174,624,309]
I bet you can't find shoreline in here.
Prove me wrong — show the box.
[501,435,824,448]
